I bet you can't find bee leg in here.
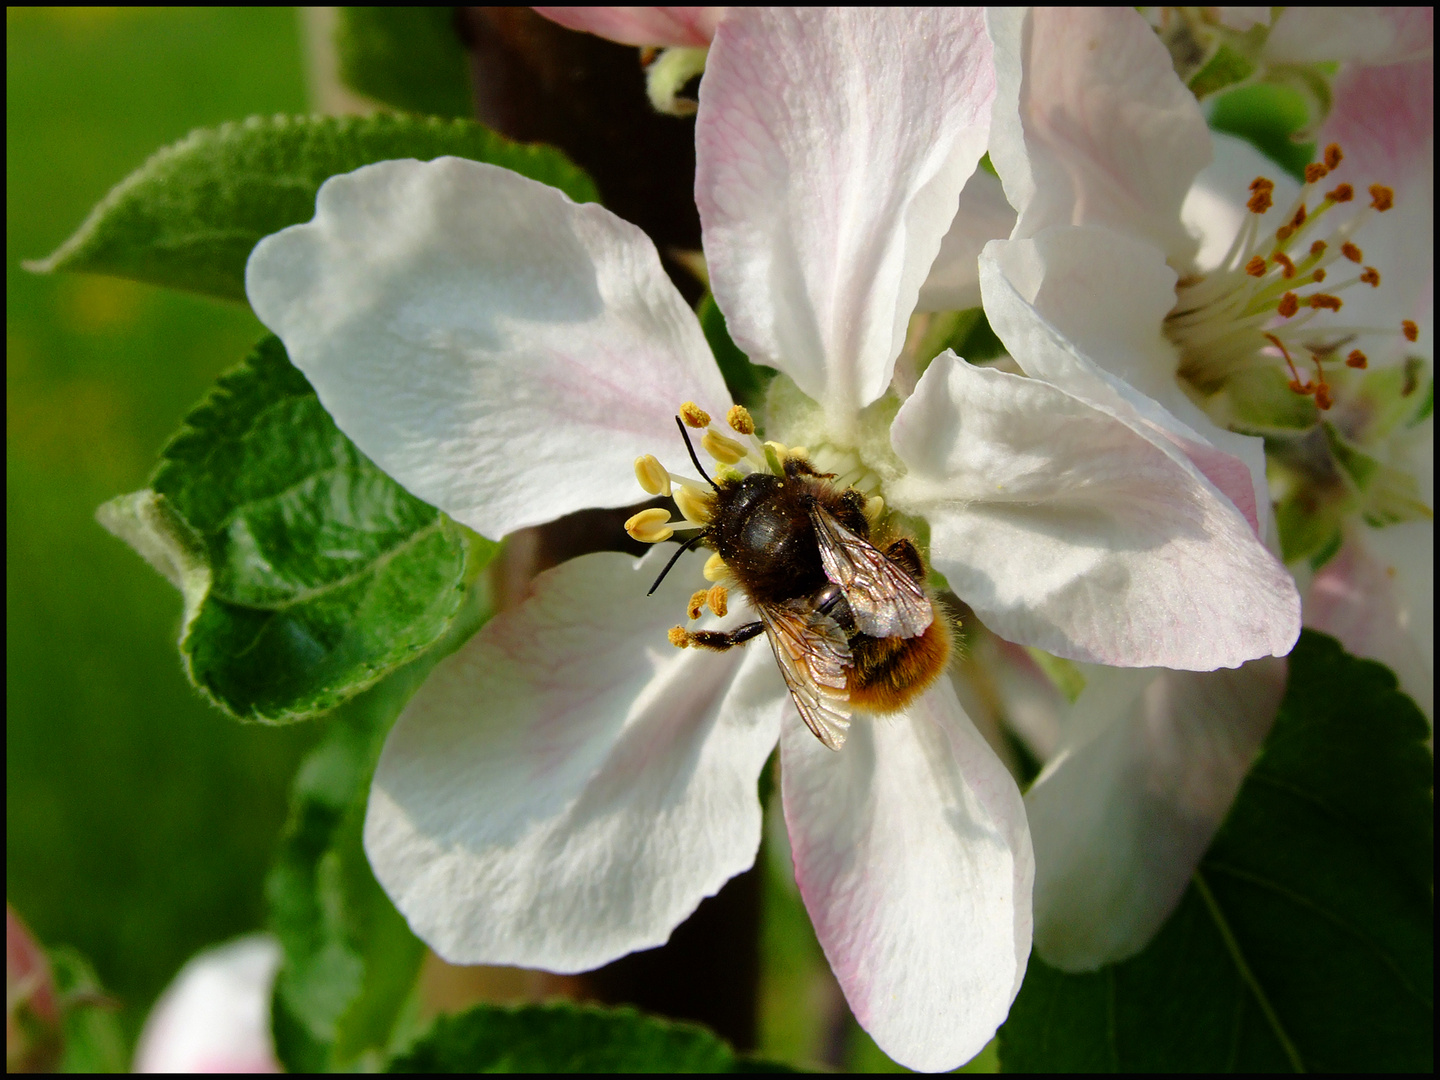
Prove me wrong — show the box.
[687,621,765,651]
[884,538,926,583]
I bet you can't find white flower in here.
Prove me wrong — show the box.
[980,6,1432,970]
[133,935,281,1073]
[246,8,1297,1069]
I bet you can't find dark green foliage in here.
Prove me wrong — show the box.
[335,8,473,118]
[699,294,777,413]
[1000,632,1433,1072]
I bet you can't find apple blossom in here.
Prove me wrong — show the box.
[133,935,281,1073]
[246,7,1300,1069]
[981,6,1431,971]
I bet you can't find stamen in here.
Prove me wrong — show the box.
[1246,256,1267,277]
[1308,294,1342,312]
[1327,183,1354,203]
[1304,162,1329,184]
[1346,349,1368,369]
[1324,143,1343,170]
[626,507,675,544]
[1368,184,1394,212]
[687,589,709,620]
[701,429,747,465]
[1403,320,1419,342]
[1248,188,1274,214]
[702,552,729,582]
[706,584,729,617]
[668,626,691,648]
[1273,253,1296,278]
[726,404,755,435]
[1290,205,1307,229]
[1278,292,1300,318]
[864,495,885,529]
[1249,176,1274,193]
[1310,240,1327,257]
[634,454,672,496]
[674,483,715,525]
[1275,223,1294,243]
[1359,267,1380,288]
[1312,268,1327,283]
[1342,241,1363,263]
[680,401,711,428]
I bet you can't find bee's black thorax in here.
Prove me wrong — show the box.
[707,460,871,605]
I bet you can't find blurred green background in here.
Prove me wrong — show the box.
[6,7,320,1038]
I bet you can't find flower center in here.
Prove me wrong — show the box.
[1165,142,1415,412]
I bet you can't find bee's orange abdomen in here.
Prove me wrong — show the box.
[845,607,952,713]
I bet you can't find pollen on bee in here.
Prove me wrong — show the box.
[702,429,747,465]
[674,483,715,525]
[726,404,755,435]
[1403,320,1419,342]
[706,584,729,617]
[626,507,676,544]
[1369,184,1394,212]
[687,589,709,620]
[668,626,691,648]
[634,454,672,496]
[679,401,711,428]
[702,552,730,582]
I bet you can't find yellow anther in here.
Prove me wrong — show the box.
[706,584,729,618]
[763,442,787,475]
[625,507,675,544]
[680,401,711,428]
[864,495,885,527]
[668,626,691,648]
[702,429,747,465]
[634,454,672,496]
[726,404,756,435]
[674,483,715,525]
[715,464,744,484]
[688,589,710,620]
[789,446,809,460]
[703,552,730,582]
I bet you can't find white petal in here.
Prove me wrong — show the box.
[888,352,1300,670]
[1026,660,1285,971]
[916,168,1017,313]
[1306,523,1434,720]
[532,6,723,47]
[246,158,729,539]
[1265,7,1401,64]
[1182,130,1301,274]
[983,229,1271,541]
[987,7,1211,263]
[696,8,995,432]
[781,679,1032,1073]
[364,547,785,971]
[134,935,282,1073]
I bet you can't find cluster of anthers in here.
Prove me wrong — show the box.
[626,402,806,643]
[1166,142,1419,410]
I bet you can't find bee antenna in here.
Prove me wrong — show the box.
[675,416,716,490]
[648,533,705,596]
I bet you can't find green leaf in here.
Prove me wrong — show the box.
[386,1003,742,1073]
[699,294,776,413]
[29,113,600,302]
[1209,82,1316,184]
[1188,40,1257,100]
[999,632,1433,1072]
[99,334,488,722]
[334,8,473,119]
[269,571,495,1072]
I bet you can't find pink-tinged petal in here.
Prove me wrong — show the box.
[983,229,1270,540]
[246,158,729,539]
[1182,130,1302,273]
[697,8,995,431]
[533,6,723,47]
[1027,659,1285,970]
[134,935,282,1073]
[888,352,1299,670]
[1214,7,1271,33]
[7,906,61,1073]
[781,678,1032,1073]
[988,7,1211,263]
[1265,7,1405,64]
[916,169,1017,313]
[364,547,785,971]
[1306,523,1434,719]
[1317,32,1434,354]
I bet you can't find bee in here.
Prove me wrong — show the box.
[655,422,952,750]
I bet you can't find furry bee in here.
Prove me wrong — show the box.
[666,445,952,751]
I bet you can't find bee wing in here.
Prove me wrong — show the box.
[759,599,853,751]
[810,507,934,639]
